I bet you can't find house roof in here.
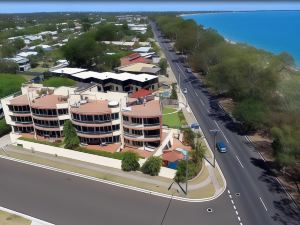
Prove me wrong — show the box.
[120,53,150,67]
[117,63,159,73]
[162,150,184,162]
[130,89,152,98]
[51,67,87,75]
[53,68,157,83]
[133,47,151,53]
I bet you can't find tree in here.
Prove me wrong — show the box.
[62,37,99,68]
[170,83,177,100]
[13,38,25,50]
[183,128,195,147]
[0,59,18,73]
[0,119,11,137]
[174,160,198,183]
[121,151,140,171]
[81,17,91,32]
[141,156,162,176]
[191,141,205,164]
[158,58,168,75]
[233,99,268,131]
[63,120,80,149]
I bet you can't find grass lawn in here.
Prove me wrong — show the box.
[29,67,49,73]
[0,73,26,98]
[162,107,187,128]
[42,77,75,87]
[0,210,31,225]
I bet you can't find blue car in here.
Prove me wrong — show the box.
[216,141,227,153]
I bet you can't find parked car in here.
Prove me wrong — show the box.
[216,141,227,153]
[182,88,187,94]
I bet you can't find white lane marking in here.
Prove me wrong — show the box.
[235,211,239,215]
[228,190,230,194]
[231,200,234,205]
[238,217,241,221]
[200,98,205,105]
[240,223,243,225]
[233,205,236,210]
[229,194,232,199]
[244,135,251,143]
[214,120,230,143]
[259,197,268,211]
[207,109,210,113]
[0,155,223,203]
[258,152,266,162]
[194,90,198,96]
[235,155,244,168]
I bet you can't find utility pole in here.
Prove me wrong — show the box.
[185,151,189,195]
[209,129,219,167]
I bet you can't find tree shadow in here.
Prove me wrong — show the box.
[250,157,300,224]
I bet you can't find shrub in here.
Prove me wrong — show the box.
[183,128,195,147]
[141,156,162,176]
[170,83,178,100]
[0,59,18,74]
[121,151,140,171]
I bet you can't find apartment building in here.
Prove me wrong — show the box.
[50,67,159,93]
[1,83,162,150]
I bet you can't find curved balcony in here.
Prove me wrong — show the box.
[32,114,59,121]
[123,122,161,130]
[71,119,112,127]
[34,125,61,131]
[124,133,160,142]
[77,132,113,139]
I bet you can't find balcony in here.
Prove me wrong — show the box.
[72,118,111,124]
[32,113,58,117]
[76,130,112,135]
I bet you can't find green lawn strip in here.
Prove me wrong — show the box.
[0,73,26,98]
[188,163,209,185]
[18,136,62,147]
[0,118,11,137]
[162,107,187,128]
[42,77,75,87]
[29,67,49,73]
[76,147,125,160]
[0,210,31,225]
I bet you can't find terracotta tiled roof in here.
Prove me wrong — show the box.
[122,100,161,117]
[162,150,184,162]
[71,100,111,115]
[10,95,29,106]
[31,95,67,109]
[120,53,150,67]
[130,89,152,98]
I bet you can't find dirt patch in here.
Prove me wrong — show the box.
[219,98,235,114]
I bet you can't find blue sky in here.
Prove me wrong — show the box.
[0,1,300,13]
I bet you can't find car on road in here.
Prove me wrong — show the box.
[216,141,227,153]
[182,88,187,94]
[186,68,192,73]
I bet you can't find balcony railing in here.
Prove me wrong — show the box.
[32,113,58,117]
[14,121,33,124]
[72,118,111,124]
[34,123,60,128]
[144,123,160,127]
[10,110,31,114]
[76,130,112,135]
[124,132,143,138]
[144,134,160,138]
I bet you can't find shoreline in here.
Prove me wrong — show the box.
[181,11,300,69]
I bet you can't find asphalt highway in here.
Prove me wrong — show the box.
[151,21,300,225]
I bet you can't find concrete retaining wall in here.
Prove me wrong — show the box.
[14,139,176,179]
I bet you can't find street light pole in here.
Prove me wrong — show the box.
[185,151,189,195]
[209,129,219,168]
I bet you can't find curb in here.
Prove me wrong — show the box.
[0,155,224,203]
[0,206,54,225]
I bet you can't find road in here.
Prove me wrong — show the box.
[0,157,237,225]
[151,21,300,225]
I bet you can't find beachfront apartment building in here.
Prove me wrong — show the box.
[1,83,162,150]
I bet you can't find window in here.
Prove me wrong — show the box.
[123,116,129,121]
[112,124,120,131]
[111,113,119,120]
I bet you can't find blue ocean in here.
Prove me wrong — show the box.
[182,11,300,66]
